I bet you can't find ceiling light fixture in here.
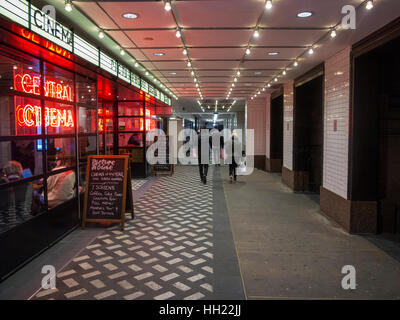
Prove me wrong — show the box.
[169,72,177,75]
[265,0,273,10]
[183,49,187,55]
[135,62,139,68]
[122,13,138,19]
[253,28,260,38]
[366,0,374,10]
[246,48,251,55]
[187,61,191,67]
[308,47,314,55]
[282,70,286,75]
[120,49,125,56]
[294,60,298,67]
[234,77,237,82]
[297,11,313,18]
[267,83,271,88]
[191,71,195,76]
[164,1,172,12]
[176,29,181,38]
[65,0,73,12]
[330,28,337,38]
[274,77,278,82]
[237,70,241,76]
[98,30,105,39]
[154,52,165,56]
[145,71,149,76]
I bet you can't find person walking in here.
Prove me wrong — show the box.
[228,130,239,183]
[197,127,211,184]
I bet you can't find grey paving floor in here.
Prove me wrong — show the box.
[222,168,400,299]
[29,166,243,300]
[2,166,400,300]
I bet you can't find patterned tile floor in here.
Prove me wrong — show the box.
[33,166,217,300]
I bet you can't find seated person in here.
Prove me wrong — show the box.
[45,153,76,209]
[128,133,142,146]
[0,161,23,183]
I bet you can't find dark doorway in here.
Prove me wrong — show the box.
[269,94,283,172]
[294,75,324,193]
[353,36,400,233]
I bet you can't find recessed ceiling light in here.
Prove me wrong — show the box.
[122,13,138,19]
[255,72,262,75]
[268,52,279,56]
[297,11,313,18]
[169,72,177,75]
[154,52,165,56]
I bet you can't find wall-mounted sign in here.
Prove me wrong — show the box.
[30,4,73,51]
[16,104,74,128]
[14,72,74,102]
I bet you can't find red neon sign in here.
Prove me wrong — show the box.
[19,28,72,59]
[14,72,73,102]
[16,104,74,128]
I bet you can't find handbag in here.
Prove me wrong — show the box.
[236,161,247,175]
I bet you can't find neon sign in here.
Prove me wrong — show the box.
[16,104,74,128]
[14,72,73,102]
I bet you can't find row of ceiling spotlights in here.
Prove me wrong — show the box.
[63,0,177,100]
[197,100,236,112]
[249,0,376,100]
[164,1,203,99]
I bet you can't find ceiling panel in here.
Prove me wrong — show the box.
[75,2,119,29]
[152,61,189,70]
[125,30,182,48]
[126,49,149,61]
[249,47,306,60]
[99,2,176,28]
[107,31,136,48]
[140,48,185,61]
[189,48,246,60]
[184,30,252,47]
[197,70,236,77]
[255,29,326,47]
[199,77,232,83]
[193,61,238,69]
[240,70,276,76]
[160,70,192,77]
[241,60,287,69]
[259,0,362,28]
[176,0,264,28]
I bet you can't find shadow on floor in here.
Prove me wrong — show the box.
[363,233,400,263]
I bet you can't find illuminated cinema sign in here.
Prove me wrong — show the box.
[31,8,73,51]
[16,104,74,128]
[14,72,73,102]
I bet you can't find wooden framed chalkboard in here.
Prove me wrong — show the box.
[152,135,174,176]
[82,155,133,230]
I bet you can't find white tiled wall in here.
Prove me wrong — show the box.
[283,81,294,170]
[323,47,351,199]
[247,97,267,156]
[266,94,271,159]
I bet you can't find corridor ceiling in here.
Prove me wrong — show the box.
[70,0,399,102]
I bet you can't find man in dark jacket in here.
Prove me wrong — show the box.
[197,128,211,184]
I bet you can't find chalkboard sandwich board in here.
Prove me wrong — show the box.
[82,155,134,231]
[152,135,174,176]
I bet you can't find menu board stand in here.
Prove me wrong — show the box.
[82,155,133,231]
